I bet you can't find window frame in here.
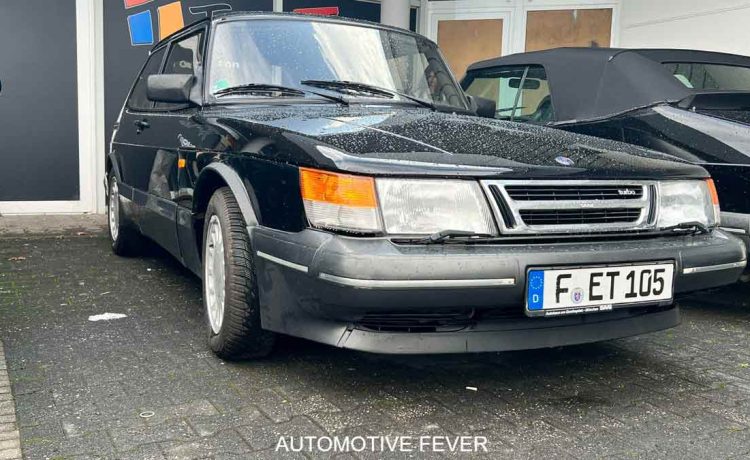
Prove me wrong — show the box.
[662,61,750,92]
[125,45,169,112]
[125,24,209,114]
[154,28,208,111]
[463,64,555,124]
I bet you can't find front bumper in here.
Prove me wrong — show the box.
[722,212,750,265]
[252,227,746,354]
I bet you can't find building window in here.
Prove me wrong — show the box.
[525,8,612,52]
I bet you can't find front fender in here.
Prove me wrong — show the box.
[194,162,259,226]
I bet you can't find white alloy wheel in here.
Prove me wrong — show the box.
[205,215,226,334]
[109,178,120,242]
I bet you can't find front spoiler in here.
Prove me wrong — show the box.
[336,307,680,354]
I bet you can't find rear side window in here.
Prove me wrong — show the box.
[464,65,554,123]
[155,32,205,110]
[127,47,166,111]
[664,62,750,91]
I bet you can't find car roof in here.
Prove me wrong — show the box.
[151,11,426,51]
[465,47,750,124]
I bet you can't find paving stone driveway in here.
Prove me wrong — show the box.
[1,233,749,459]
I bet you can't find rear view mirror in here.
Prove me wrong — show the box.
[466,95,497,119]
[509,78,541,90]
[147,74,195,104]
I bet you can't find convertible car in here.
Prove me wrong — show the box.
[463,48,750,255]
[108,14,746,359]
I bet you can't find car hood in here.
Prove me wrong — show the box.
[199,105,707,179]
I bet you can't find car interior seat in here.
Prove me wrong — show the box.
[529,95,554,123]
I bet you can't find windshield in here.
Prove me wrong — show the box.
[208,19,467,109]
[464,65,553,123]
[664,62,750,91]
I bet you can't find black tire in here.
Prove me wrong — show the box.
[202,187,275,360]
[107,172,142,257]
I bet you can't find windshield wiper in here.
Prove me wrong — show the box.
[301,80,436,111]
[417,230,494,244]
[661,222,711,235]
[214,83,348,105]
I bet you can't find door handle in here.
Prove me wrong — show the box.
[134,119,150,131]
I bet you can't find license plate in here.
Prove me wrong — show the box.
[526,262,674,317]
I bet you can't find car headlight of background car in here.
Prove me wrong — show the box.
[656,179,720,229]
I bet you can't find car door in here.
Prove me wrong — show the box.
[117,29,206,260]
[112,45,168,226]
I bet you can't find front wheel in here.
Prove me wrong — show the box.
[202,187,275,360]
[107,173,141,256]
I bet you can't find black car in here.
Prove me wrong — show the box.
[108,13,746,359]
[463,47,750,255]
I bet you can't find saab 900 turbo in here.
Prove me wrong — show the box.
[107,13,746,359]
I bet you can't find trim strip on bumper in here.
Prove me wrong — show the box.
[682,260,747,274]
[256,251,308,273]
[318,273,516,289]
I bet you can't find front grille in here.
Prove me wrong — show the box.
[505,185,643,201]
[519,208,642,226]
[482,181,656,235]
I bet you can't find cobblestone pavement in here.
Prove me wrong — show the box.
[0,341,21,459]
[1,233,749,459]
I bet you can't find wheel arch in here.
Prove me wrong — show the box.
[192,163,260,255]
[106,152,122,182]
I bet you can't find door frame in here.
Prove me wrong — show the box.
[422,0,620,56]
[424,1,514,59]
[0,0,105,215]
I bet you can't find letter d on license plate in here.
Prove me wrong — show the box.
[526,262,674,317]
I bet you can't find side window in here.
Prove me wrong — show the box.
[156,31,205,109]
[127,47,166,111]
[465,65,554,123]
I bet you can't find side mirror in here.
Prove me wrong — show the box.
[147,74,195,104]
[466,95,497,119]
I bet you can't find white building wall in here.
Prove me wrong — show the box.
[619,0,750,55]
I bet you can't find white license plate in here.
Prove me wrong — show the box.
[526,262,674,317]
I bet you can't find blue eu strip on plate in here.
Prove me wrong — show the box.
[527,270,545,310]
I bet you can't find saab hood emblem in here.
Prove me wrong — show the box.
[178,134,196,149]
[555,156,575,166]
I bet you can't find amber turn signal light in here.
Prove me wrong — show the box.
[705,178,720,205]
[299,168,377,208]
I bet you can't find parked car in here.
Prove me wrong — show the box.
[462,47,750,257]
[108,13,746,359]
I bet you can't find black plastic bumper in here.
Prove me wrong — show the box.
[251,227,746,354]
[722,212,750,268]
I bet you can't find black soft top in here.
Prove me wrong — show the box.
[465,47,750,124]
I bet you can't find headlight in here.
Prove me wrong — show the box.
[376,179,496,235]
[300,168,382,233]
[657,179,720,228]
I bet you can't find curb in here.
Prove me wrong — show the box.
[0,341,21,460]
